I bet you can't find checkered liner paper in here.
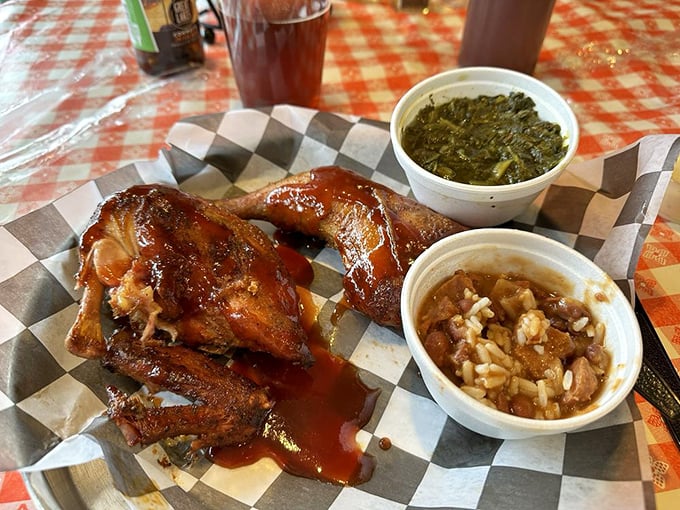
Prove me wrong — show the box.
[2,106,678,509]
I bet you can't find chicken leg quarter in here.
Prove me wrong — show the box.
[220,166,468,327]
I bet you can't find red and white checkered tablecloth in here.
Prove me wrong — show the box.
[1,0,679,508]
[635,216,680,500]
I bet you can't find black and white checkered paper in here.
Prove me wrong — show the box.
[2,106,678,509]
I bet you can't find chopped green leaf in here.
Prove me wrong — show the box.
[401,92,568,185]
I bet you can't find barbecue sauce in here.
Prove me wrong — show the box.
[263,166,433,326]
[273,243,315,288]
[208,246,380,486]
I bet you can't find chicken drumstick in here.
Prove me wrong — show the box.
[220,166,468,327]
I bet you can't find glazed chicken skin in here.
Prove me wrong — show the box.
[66,184,310,364]
[220,166,468,326]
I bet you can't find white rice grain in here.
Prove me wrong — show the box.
[461,385,486,400]
[467,314,484,334]
[467,296,492,318]
[480,398,498,409]
[537,379,548,408]
[595,322,606,344]
[516,328,527,345]
[572,316,589,332]
[485,342,507,364]
[489,363,510,376]
[518,378,538,397]
[475,343,492,364]
[479,375,506,389]
[462,360,475,386]
[474,362,490,375]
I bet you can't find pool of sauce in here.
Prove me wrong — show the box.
[208,241,380,486]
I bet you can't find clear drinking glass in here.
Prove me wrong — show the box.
[220,0,331,108]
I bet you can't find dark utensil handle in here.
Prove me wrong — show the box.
[633,297,680,450]
[635,361,680,420]
[635,298,680,398]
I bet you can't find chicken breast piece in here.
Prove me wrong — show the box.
[66,184,310,364]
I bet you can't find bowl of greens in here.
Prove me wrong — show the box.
[390,67,579,227]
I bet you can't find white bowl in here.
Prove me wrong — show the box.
[401,228,642,439]
[391,67,579,227]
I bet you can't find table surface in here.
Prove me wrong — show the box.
[1,0,679,508]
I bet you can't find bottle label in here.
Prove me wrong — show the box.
[123,0,158,52]
[123,0,198,53]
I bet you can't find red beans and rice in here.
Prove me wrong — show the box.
[417,270,609,420]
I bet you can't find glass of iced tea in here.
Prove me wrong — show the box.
[220,0,331,108]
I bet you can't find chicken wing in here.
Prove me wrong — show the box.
[103,328,272,449]
[220,166,468,326]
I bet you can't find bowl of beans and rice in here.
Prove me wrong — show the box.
[401,228,642,439]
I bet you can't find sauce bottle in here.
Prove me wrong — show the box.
[122,0,205,76]
[458,0,556,75]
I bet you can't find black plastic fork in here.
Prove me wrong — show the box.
[633,297,680,450]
